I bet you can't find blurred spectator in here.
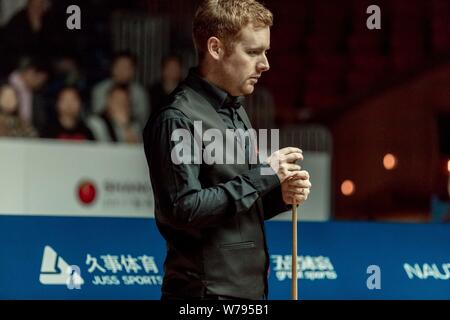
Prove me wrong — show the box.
[47,55,86,99]
[41,86,94,141]
[0,1,27,27]
[45,54,89,122]
[1,0,52,74]
[0,83,37,137]
[87,84,141,144]
[149,55,183,117]
[91,51,149,127]
[8,57,49,126]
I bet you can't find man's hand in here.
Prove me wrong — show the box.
[267,147,304,183]
[281,170,311,205]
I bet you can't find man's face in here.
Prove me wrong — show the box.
[162,59,182,83]
[219,24,270,96]
[28,0,50,16]
[112,57,135,84]
[107,89,130,117]
[25,69,48,91]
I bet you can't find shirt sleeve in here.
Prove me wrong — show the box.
[261,186,291,220]
[144,113,281,230]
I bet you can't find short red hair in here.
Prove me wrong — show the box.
[193,0,273,61]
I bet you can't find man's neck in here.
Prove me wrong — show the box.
[198,64,232,97]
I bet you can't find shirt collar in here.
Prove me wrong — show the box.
[184,68,245,111]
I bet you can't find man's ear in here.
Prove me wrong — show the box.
[206,37,224,60]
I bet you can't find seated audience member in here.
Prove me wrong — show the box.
[8,57,49,127]
[47,55,87,100]
[149,54,183,117]
[41,86,94,141]
[87,84,141,144]
[91,51,149,127]
[0,83,37,138]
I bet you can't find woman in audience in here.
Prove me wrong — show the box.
[0,83,37,138]
[87,84,141,144]
[41,86,94,141]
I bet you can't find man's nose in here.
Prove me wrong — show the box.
[257,56,270,72]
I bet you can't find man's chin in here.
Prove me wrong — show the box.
[242,85,255,95]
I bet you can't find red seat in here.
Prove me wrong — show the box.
[309,54,348,73]
[313,0,348,19]
[348,32,384,54]
[304,70,343,94]
[431,0,450,14]
[390,50,424,73]
[302,90,341,112]
[388,0,426,19]
[350,53,388,73]
[306,33,343,53]
[432,32,450,54]
[311,3,348,34]
[391,31,425,52]
[431,6,450,53]
[346,70,381,93]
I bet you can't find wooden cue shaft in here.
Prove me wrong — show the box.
[292,202,298,300]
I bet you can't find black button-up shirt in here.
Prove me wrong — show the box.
[144,68,283,229]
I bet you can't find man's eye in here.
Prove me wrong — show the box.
[248,51,258,55]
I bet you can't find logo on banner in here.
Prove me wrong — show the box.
[404,262,450,280]
[270,255,338,281]
[39,246,162,288]
[39,245,84,288]
[77,180,97,206]
[86,253,163,286]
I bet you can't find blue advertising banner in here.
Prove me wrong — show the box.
[265,221,450,300]
[1,215,449,299]
[0,216,165,299]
